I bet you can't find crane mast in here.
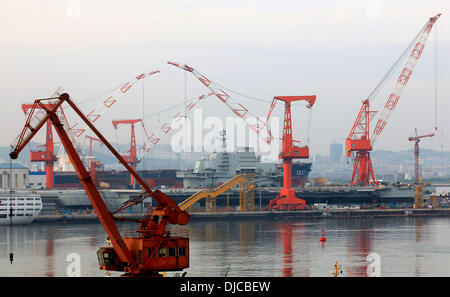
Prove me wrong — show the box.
[265,96,316,210]
[345,14,441,186]
[85,135,103,185]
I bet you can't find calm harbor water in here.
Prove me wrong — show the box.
[0,216,449,277]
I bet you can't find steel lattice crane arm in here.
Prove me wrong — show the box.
[141,92,214,154]
[68,70,160,138]
[168,61,276,146]
[345,14,441,186]
[371,13,441,145]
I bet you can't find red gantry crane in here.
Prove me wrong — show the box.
[345,14,441,186]
[112,119,150,188]
[408,128,435,184]
[10,93,190,276]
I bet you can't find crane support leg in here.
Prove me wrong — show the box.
[351,152,376,186]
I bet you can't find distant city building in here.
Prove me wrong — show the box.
[329,143,343,163]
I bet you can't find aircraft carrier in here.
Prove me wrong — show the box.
[33,181,445,214]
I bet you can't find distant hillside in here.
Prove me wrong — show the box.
[371,149,450,165]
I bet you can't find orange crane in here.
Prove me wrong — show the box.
[21,103,58,189]
[85,135,104,185]
[168,62,316,210]
[345,14,441,186]
[264,96,316,210]
[408,128,435,184]
[112,119,149,188]
[10,93,190,276]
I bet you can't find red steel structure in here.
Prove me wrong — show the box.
[345,14,440,185]
[168,61,316,210]
[10,93,190,276]
[112,119,149,187]
[265,96,316,210]
[85,135,104,185]
[408,129,434,184]
[21,103,58,189]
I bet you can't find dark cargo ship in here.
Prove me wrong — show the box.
[55,169,183,189]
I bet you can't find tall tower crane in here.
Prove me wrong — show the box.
[345,14,441,186]
[10,93,190,276]
[408,128,435,184]
[112,119,149,188]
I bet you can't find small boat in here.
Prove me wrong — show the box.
[0,192,42,225]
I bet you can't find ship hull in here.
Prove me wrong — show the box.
[54,169,183,189]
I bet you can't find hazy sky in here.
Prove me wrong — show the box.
[0,0,448,158]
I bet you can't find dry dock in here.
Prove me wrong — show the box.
[32,208,450,223]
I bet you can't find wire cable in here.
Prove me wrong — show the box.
[367,23,427,103]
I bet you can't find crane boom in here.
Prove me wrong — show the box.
[141,92,214,154]
[85,135,103,185]
[371,13,441,145]
[168,61,275,146]
[68,70,160,138]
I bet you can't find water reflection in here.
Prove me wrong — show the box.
[281,223,293,277]
[413,218,425,277]
[0,217,449,277]
[414,218,424,243]
[345,220,373,277]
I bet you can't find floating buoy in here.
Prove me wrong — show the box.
[320,226,326,242]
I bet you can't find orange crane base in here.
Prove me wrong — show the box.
[266,191,310,211]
